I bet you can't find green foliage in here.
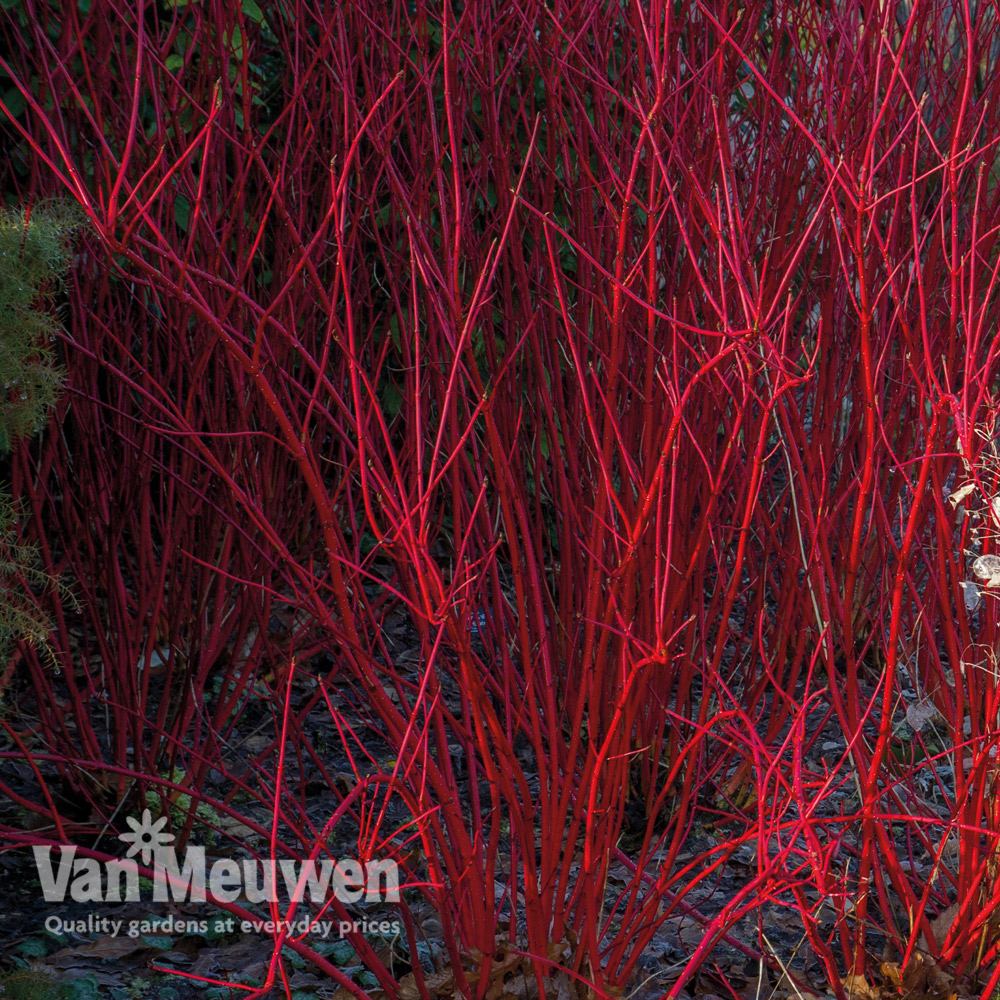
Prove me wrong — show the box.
[0,202,82,451]
[0,202,81,669]
[0,492,60,665]
[0,968,66,1000]
[145,768,221,842]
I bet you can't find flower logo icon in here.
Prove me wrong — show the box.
[118,809,174,865]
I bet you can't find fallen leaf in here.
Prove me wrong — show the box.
[842,973,879,999]
[880,961,902,986]
[906,699,941,732]
[399,969,456,1000]
[919,902,960,955]
[47,936,154,966]
[901,950,957,999]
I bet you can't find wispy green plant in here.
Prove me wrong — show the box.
[0,491,71,668]
[0,201,82,451]
[0,966,67,1000]
[0,202,82,667]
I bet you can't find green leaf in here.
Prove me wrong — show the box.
[141,935,175,950]
[228,25,245,62]
[174,195,191,233]
[17,938,48,957]
[165,54,184,74]
[3,87,26,118]
[281,944,306,968]
[65,975,102,1000]
[202,916,233,941]
[315,939,357,964]
[380,379,403,420]
[242,0,265,24]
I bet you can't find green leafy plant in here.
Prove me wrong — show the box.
[145,768,221,843]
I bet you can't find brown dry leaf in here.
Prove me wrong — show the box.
[549,972,578,1000]
[399,969,457,1000]
[906,699,941,732]
[903,953,930,995]
[47,936,154,966]
[466,944,522,988]
[900,952,958,1000]
[492,977,530,1000]
[215,812,259,842]
[775,971,822,999]
[189,937,266,977]
[916,899,961,993]
[842,973,879,999]
[880,962,902,986]
[928,903,960,951]
[547,939,572,964]
[403,937,589,1000]
[747,963,770,998]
